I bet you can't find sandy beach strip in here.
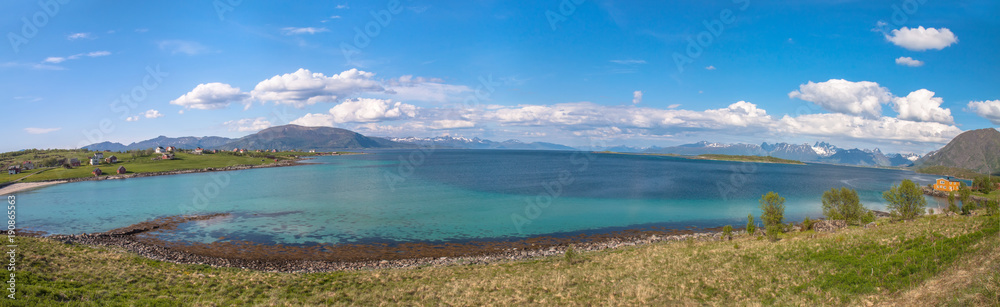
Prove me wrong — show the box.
[0,181,67,195]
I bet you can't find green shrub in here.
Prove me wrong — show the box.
[860,210,876,225]
[722,225,733,241]
[821,187,867,225]
[564,245,579,263]
[746,214,756,236]
[948,191,959,213]
[986,198,999,216]
[959,187,974,210]
[883,179,926,220]
[759,191,786,231]
[765,224,781,242]
[801,216,815,231]
[974,176,996,194]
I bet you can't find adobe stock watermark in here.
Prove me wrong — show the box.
[77,65,169,149]
[213,0,243,21]
[672,0,750,73]
[717,101,821,201]
[7,0,71,54]
[873,0,926,34]
[545,0,587,31]
[340,0,411,67]
[510,136,607,234]
[383,74,503,191]
[179,104,297,214]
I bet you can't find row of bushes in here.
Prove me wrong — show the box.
[724,179,1000,242]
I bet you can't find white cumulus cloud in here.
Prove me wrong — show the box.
[967,100,1000,125]
[223,117,272,132]
[143,109,164,119]
[251,68,384,107]
[632,91,643,104]
[777,113,961,144]
[382,75,472,102]
[170,83,250,110]
[290,98,418,126]
[788,79,892,118]
[885,26,958,51]
[895,56,924,67]
[891,89,953,124]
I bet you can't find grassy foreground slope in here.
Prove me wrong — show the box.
[14,215,999,306]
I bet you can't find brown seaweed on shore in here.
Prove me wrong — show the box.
[49,213,736,273]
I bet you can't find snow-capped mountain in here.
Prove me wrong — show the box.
[643,140,920,167]
[811,141,839,157]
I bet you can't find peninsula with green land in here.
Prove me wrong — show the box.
[594,151,805,165]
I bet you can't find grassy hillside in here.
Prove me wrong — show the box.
[2,151,316,184]
[916,128,1000,176]
[13,214,998,305]
[917,165,993,180]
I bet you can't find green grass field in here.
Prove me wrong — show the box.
[2,151,317,184]
[12,214,998,305]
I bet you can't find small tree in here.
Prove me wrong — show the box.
[986,197,999,216]
[801,216,815,231]
[722,225,733,241]
[883,179,927,220]
[974,176,996,194]
[759,192,786,232]
[959,186,975,211]
[948,191,959,214]
[821,187,867,225]
[746,214,756,236]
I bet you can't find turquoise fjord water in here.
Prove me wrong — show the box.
[17,150,942,245]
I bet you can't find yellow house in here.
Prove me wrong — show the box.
[933,178,961,192]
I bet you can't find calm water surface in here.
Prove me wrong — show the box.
[16,150,942,245]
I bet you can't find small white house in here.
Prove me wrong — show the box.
[94,152,104,160]
[155,146,165,154]
[90,157,101,165]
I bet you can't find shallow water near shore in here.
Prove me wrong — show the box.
[18,150,941,245]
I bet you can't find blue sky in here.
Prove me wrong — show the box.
[2,0,998,153]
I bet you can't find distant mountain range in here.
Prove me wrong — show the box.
[82,125,574,152]
[644,141,919,167]
[84,125,406,152]
[82,124,959,169]
[388,136,576,151]
[84,136,236,152]
[222,125,404,151]
[915,128,1000,175]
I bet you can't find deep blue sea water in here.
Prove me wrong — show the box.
[15,150,944,245]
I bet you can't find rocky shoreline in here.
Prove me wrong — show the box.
[922,186,994,203]
[44,214,760,273]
